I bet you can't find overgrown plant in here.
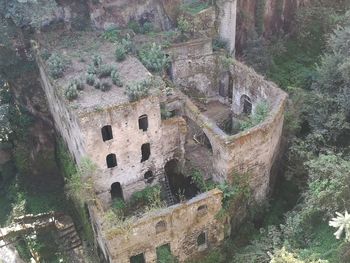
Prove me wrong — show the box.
[138,43,169,73]
[239,100,270,131]
[47,53,68,79]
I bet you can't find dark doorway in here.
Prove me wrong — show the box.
[106,154,117,168]
[228,75,233,100]
[138,115,148,131]
[141,143,151,162]
[164,159,199,202]
[197,232,206,246]
[101,125,113,141]
[166,54,173,81]
[130,253,145,263]
[110,182,123,200]
[241,95,252,115]
[144,170,154,184]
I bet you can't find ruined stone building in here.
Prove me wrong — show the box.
[33,0,287,262]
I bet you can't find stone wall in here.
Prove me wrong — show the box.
[36,55,86,164]
[180,60,287,202]
[217,0,237,53]
[166,38,217,96]
[78,96,187,204]
[89,0,181,30]
[91,189,225,263]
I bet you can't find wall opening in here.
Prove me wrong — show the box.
[228,75,233,100]
[141,143,151,162]
[130,253,145,263]
[101,125,113,141]
[197,204,208,216]
[138,115,148,131]
[155,220,167,234]
[241,95,252,115]
[197,232,206,246]
[144,170,154,184]
[165,159,199,202]
[106,153,117,168]
[166,54,173,81]
[110,182,123,200]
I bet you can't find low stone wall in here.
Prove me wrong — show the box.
[91,189,225,263]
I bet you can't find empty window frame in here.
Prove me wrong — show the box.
[138,115,148,132]
[110,182,123,200]
[241,95,252,115]
[197,232,206,246]
[144,170,154,184]
[155,220,167,234]
[141,143,150,162]
[101,125,113,141]
[197,204,208,216]
[106,154,117,168]
[130,253,145,263]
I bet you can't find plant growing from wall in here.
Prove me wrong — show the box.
[115,43,127,62]
[64,84,78,101]
[138,43,169,73]
[157,245,178,263]
[47,53,68,79]
[220,55,234,71]
[111,70,123,87]
[239,100,270,131]
[125,79,152,102]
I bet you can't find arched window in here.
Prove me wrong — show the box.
[110,182,123,200]
[241,95,252,115]
[138,115,148,131]
[141,143,150,162]
[155,220,167,234]
[197,232,206,246]
[144,170,154,184]
[101,125,113,141]
[197,205,208,216]
[106,154,117,168]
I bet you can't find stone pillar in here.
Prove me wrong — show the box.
[218,0,237,54]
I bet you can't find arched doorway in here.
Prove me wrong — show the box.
[240,95,252,115]
[110,182,123,200]
[164,159,199,202]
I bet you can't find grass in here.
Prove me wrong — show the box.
[180,0,210,15]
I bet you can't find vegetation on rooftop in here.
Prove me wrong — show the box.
[138,43,170,73]
[239,100,270,131]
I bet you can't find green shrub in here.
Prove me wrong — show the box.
[47,53,67,79]
[239,100,270,131]
[138,43,169,73]
[102,27,120,42]
[92,54,102,67]
[213,37,228,51]
[129,185,163,210]
[157,245,178,263]
[93,79,101,89]
[70,78,84,90]
[220,55,234,70]
[125,79,152,101]
[111,70,123,86]
[177,16,192,35]
[128,20,142,34]
[86,74,96,86]
[142,22,154,34]
[100,81,112,92]
[64,85,78,101]
[115,44,127,62]
[97,65,114,78]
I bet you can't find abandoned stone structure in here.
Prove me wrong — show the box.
[33,1,286,262]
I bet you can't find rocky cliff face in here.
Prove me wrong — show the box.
[236,0,310,51]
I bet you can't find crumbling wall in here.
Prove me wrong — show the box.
[89,0,181,30]
[166,38,217,96]
[79,97,187,204]
[91,189,225,263]
[181,60,287,202]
